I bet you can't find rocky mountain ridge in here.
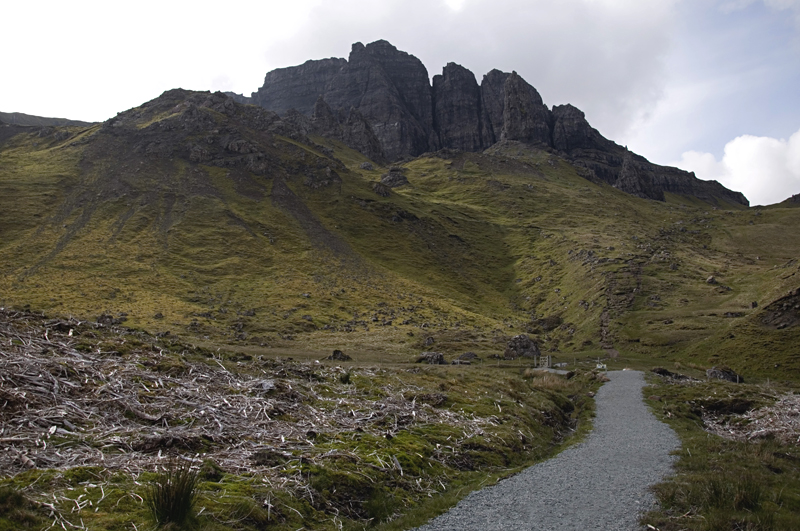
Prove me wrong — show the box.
[245,40,747,206]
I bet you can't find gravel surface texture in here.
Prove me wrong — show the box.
[414,370,680,530]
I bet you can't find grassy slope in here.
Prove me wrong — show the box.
[2,92,800,531]
[1,104,800,377]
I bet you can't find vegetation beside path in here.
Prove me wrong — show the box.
[0,308,601,531]
[642,369,800,531]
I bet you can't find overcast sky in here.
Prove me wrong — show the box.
[3,0,799,205]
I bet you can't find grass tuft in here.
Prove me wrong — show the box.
[144,459,199,528]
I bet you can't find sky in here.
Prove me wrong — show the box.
[2,0,799,205]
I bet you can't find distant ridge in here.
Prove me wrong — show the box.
[0,111,94,127]
[249,40,748,206]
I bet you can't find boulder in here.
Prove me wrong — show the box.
[372,182,392,197]
[504,334,540,359]
[706,366,744,383]
[326,349,352,361]
[651,367,689,380]
[416,352,446,364]
[381,168,409,188]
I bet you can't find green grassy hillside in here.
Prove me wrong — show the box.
[1,89,799,378]
[3,90,800,531]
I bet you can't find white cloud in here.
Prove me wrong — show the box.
[719,0,800,27]
[720,0,800,12]
[443,0,468,10]
[673,128,800,205]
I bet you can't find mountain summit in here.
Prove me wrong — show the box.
[246,40,747,206]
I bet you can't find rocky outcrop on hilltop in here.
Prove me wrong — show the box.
[552,104,610,153]
[224,92,252,105]
[248,40,748,206]
[252,42,434,161]
[432,63,485,152]
[94,89,348,188]
[501,72,552,147]
[251,58,347,116]
[479,69,509,146]
[550,104,748,204]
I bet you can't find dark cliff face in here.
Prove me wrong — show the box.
[249,40,749,206]
[549,104,748,205]
[480,70,509,146]
[252,41,433,161]
[433,63,485,152]
[251,58,347,116]
[327,41,435,161]
[552,104,610,152]
[311,96,385,163]
[500,72,552,146]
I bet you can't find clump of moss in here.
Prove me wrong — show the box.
[0,487,47,530]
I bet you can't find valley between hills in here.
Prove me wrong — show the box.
[1,40,800,530]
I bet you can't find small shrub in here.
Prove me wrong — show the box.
[144,459,199,528]
[339,371,352,384]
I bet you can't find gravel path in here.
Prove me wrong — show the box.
[415,370,680,530]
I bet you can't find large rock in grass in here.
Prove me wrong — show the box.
[417,352,446,364]
[706,366,744,383]
[381,167,408,188]
[504,334,540,359]
[325,349,352,361]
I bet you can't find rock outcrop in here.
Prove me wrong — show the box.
[706,366,744,383]
[417,352,446,364]
[550,104,748,204]
[251,58,347,116]
[500,72,552,146]
[479,69,509,146]
[504,334,541,359]
[433,63,485,152]
[248,39,749,206]
[761,288,800,329]
[380,167,408,188]
[310,97,385,162]
[224,92,252,105]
